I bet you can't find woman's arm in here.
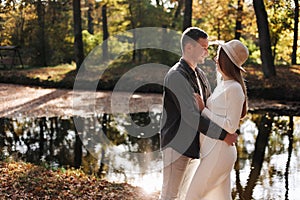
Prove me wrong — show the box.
[196,84,245,133]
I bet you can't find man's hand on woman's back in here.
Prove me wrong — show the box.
[224,132,238,146]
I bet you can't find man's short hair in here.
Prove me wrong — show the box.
[181,27,208,53]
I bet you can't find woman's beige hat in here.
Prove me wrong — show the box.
[211,39,249,72]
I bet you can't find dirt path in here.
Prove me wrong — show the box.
[0,83,299,118]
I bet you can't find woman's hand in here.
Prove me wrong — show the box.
[194,93,205,111]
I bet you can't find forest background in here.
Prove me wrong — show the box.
[0,1,299,199]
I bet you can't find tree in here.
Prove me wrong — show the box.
[193,0,243,41]
[87,0,94,34]
[128,1,140,62]
[36,0,47,66]
[239,113,273,199]
[125,0,172,62]
[253,0,276,78]
[73,0,85,71]
[266,0,294,64]
[102,4,109,61]
[74,117,83,169]
[235,0,244,40]
[171,0,183,29]
[183,0,192,31]
[292,0,299,64]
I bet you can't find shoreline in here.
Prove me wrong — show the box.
[0,83,299,118]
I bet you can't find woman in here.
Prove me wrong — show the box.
[185,39,249,200]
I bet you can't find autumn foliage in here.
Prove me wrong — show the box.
[0,161,159,200]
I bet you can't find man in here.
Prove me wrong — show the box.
[159,27,238,200]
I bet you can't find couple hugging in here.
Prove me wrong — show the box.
[159,27,249,200]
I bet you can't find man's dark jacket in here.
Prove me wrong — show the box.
[160,58,227,158]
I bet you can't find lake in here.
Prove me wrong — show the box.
[0,110,299,200]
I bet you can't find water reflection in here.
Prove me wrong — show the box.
[232,113,300,200]
[0,112,299,199]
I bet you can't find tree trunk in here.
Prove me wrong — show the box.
[171,0,183,29]
[128,2,137,62]
[183,0,192,32]
[253,0,276,78]
[73,0,85,71]
[98,113,108,178]
[102,4,109,61]
[74,130,82,169]
[292,0,299,64]
[74,117,84,169]
[98,148,106,178]
[36,0,47,66]
[156,0,160,6]
[39,118,45,159]
[235,0,243,40]
[0,119,5,150]
[49,117,55,161]
[88,2,94,34]
[19,10,25,47]
[137,1,142,62]
[285,116,294,199]
[242,113,272,199]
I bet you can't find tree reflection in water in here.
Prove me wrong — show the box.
[233,113,299,200]
[0,112,299,199]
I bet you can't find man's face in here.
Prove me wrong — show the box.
[191,38,209,64]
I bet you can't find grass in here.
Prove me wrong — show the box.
[23,63,76,82]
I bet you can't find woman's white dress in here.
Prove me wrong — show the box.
[185,79,245,200]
